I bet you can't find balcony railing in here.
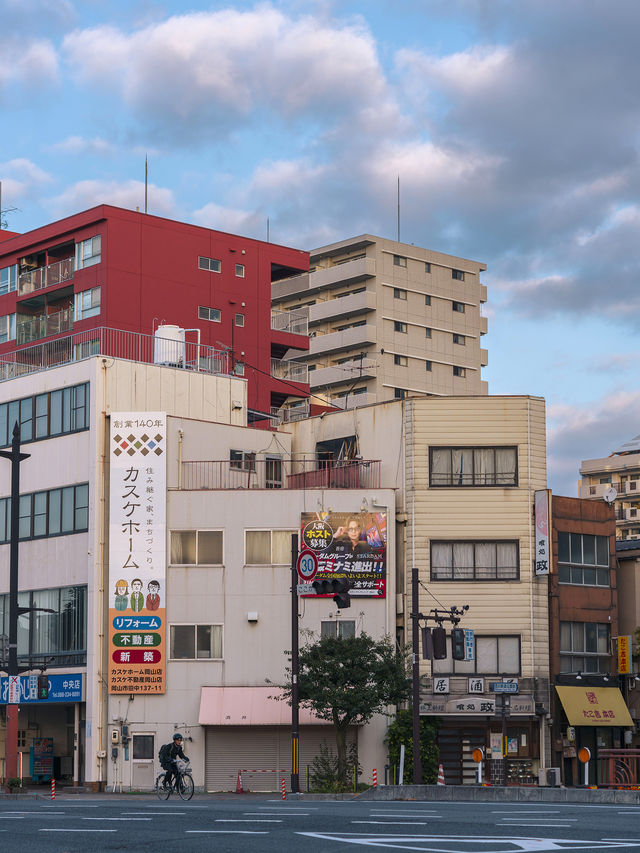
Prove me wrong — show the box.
[181,458,381,490]
[18,257,74,296]
[271,358,308,384]
[17,307,74,345]
[270,401,310,425]
[0,326,230,383]
[271,308,308,337]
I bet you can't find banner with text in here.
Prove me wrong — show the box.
[109,412,166,694]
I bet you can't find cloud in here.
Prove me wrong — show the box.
[50,136,116,156]
[0,159,53,207]
[0,37,59,94]
[0,0,74,32]
[47,179,176,220]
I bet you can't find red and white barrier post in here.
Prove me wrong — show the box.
[51,779,55,800]
[281,778,286,800]
[372,768,377,787]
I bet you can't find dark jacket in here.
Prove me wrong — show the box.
[161,741,188,768]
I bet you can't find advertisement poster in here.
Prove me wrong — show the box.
[109,413,166,694]
[534,489,551,575]
[299,510,387,597]
[618,635,632,675]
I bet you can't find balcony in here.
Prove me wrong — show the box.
[17,307,73,345]
[309,323,376,357]
[329,392,376,410]
[269,400,310,425]
[480,314,488,335]
[480,348,488,367]
[18,258,74,296]
[271,308,308,337]
[309,289,376,325]
[181,457,381,490]
[272,256,376,302]
[309,358,377,389]
[270,358,308,384]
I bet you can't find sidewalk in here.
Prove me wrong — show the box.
[356,783,640,804]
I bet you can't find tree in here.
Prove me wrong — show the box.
[385,709,440,784]
[279,633,411,783]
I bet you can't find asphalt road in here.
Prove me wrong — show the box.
[1,794,640,852]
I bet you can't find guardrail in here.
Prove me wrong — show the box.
[181,458,381,490]
[597,749,640,787]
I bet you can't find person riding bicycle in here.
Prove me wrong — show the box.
[160,732,189,788]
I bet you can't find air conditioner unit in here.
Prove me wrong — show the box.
[547,767,561,787]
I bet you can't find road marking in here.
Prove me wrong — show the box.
[352,820,428,825]
[187,830,269,834]
[502,817,578,821]
[493,810,561,814]
[40,829,116,833]
[504,824,574,828]
[0,816,25,819]
[122,811,186,815]
[298,832,640,850]
[244,811,309,816]
[216,819,282,823]
[83,816,152,821]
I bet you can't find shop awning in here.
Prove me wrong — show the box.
[555,685,633,727]
[198,687,327,726]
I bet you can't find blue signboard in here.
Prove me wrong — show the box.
[0,673,83,704]
[489,680,519,694]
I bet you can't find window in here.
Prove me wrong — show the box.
[132,735,154,760]
[265,456,283,489]
[74,286,101,320]
[433,635,520,675]
[0,585,87,667]
[245,530,294,564]
[558,532,610,586]
[393,288,407,300]
[0,382,89,447]
[429,446,518,487]
[425,295,431,306]
[425,328,431,338]
[235,264,245,277]
[452,301,465,313]
[393,255,407,267]
[431,541,519,581]
[75,236,101,269]
[230,450,256,471]
[453,366,466,377]
[425,360,432,371]
[560,622,610,673]
[198,306,221,322]
[234,362,245,376]
[0,313,16,344]
[394,388,406,399]
[394,354,407,367]
[235,313,245,327]
[170,624,222,659]
[394,321,407,333]
[321,621,356,639]
[453,333,465,345]
[198,256,221,273]
[0,264,17,295]
[0,482,88,542]
[425,262,431,274]
[170,530,223,565]
[75,339,100,360]
[452,269,465,281]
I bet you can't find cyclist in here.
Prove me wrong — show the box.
[160,732,189,789]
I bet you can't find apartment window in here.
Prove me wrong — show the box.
[425,361,432,371]
[453,333,465,345]
[0,264,17,295]
[334,387,366,399]
[335,320,366,332]
[198,306,221,323]
[235,264,245,277]
[170,530,223,565]
[452,269,464,281]
[75,235,101,269]
[75,339,100,360]
[394,388,406,399]
[430,446,518,487]
[452,301,465,313]
[431,541,519,581]
[393,288,407,300]
[74,286,101,320]
[0,382,89,447]
[235,313,245,327]
[558,532,610,586]
[234,362,245,376]
[425,262,431,274]
[393,255,407,267]
[433,635,520,675]
[245,529,294,564]
[0,584,87,667]
[453,366,466,377]
[198,256,221,273]
[170,624,222,659]
[321,620,356,639]
[394,321,407,333]
[425,327,432,338]
[0,482,89,542]
[560,622,610,673]
[265,456,283,489]
[0,313,16,344]
[394,354,408,367]
[425,295,431,306]
[230,450,256,471]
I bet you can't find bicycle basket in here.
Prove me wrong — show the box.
[176,758,191,774]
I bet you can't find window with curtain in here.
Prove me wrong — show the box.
[245,530,295,564]
[560,621,610,673]
[429,447,518,486]
[431,541,519,580]
[170,530,223,565]
[169,624,223,659]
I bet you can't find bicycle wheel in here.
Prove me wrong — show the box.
[155,772,171,800]
[178,773,194,801]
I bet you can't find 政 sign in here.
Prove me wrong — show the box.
[534,489,551,575]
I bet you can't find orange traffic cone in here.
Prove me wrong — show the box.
[235,770,245,794]
[437,763,445,786]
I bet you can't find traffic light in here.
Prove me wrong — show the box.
[312,576,352,609]
[37,674,49,700]
[421,626,434,660]
[432,626,447,659]
[451,627,466,660]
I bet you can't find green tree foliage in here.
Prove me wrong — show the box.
[385,709,441,784]
[280,633,410,783]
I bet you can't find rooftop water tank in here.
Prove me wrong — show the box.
[154,324,185,367]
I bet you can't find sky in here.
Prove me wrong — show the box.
[1,0,639,496]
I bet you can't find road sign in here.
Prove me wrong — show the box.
[296,550,318,581]
[489,680,519,694]
[296,583,314,595]
[8,675,20,704]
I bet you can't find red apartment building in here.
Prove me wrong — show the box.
[0,205,310,424]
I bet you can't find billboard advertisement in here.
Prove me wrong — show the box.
[108,412,166,694]
[300,510,387,598]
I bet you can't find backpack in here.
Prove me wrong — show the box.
[158,743,172,763]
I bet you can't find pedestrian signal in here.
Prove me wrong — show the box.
[451,627,466,660]
[38,674,49,700]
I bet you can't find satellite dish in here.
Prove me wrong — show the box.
[603,487,618,505]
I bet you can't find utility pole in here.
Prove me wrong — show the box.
[411,568,421,784]
[290,533,300,794]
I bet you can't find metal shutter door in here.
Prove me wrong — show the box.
[205,726,279,792]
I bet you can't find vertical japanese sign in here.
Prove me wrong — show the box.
[109,413,166,694]
[618,635,632,675]
[534,489,551,575]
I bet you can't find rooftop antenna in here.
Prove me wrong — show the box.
[397,175,400,243]
[144,155,148,214]
[0,182,18,230]
[266,217,270,243]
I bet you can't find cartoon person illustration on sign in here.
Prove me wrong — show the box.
[114,579,129,611]
[130,578,144,612]
[146,580,160,611]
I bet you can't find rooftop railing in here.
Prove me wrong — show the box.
[181,458,381,490]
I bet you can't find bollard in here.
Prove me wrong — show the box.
[281,778,286,800]
[372,768,377,787]
[51,779,55,800]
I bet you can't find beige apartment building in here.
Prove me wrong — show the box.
[579,435,640,540]
[271,235,488,413]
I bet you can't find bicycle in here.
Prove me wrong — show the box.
[155,758,194,801]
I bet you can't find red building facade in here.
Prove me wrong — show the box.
[0,205,310,422]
